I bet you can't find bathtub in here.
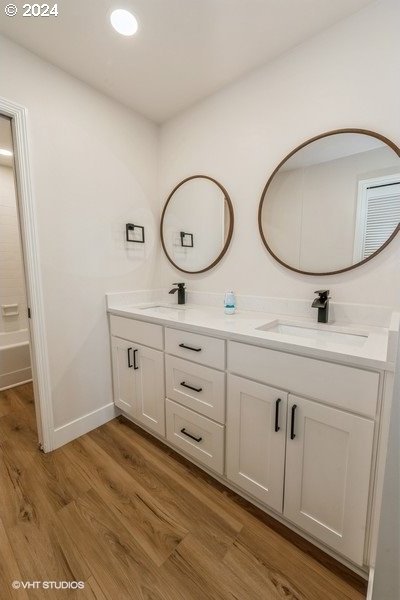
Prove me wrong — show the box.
[0,329,32,390]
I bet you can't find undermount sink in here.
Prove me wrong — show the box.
[257,321,368,347]
[139,304,186,315]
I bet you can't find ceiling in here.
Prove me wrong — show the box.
[282,134,385,171]
[0,0,374,123]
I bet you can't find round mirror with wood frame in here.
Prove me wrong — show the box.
[161,175,234,274]
[258,129,400,276]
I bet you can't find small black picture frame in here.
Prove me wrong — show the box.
[126,223,145,243]
[180,231,194,247]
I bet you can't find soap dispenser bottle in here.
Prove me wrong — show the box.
[224,291,236,315]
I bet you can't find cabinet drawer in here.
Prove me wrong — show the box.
[166,355,225,423]
[228,341,379,418]
[166,399,224,474]
[165,328,225,369]
[110,315,163,350]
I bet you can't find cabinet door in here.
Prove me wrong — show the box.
[226,375,287,513]
[284,395,374,565]
[133,343,165,436]
[111,336,136,414]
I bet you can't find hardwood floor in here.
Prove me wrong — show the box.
[0,383,367,599]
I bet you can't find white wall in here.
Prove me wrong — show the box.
[158,0,400,308]
[0,35,159,429]
[0,164,28,333]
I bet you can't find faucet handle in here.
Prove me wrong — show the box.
[173,282,185,288]
[314,289,330,298]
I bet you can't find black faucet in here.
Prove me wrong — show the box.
[169,283,186,305]
[312,290,330,323]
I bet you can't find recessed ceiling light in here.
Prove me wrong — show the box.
[0,148,13,157]
[110,9,138,36]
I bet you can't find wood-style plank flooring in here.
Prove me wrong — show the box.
[0,383,367,599]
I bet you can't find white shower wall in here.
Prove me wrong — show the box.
[0,164,28,333]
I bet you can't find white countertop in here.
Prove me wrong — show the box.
[107,302,399,371]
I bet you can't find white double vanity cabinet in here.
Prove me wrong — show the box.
[107,299,398,575]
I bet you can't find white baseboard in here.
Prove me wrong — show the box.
[0,368,32,390]
[53,402,117,449]
[0,378,33,392]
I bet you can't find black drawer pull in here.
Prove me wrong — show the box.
[179,343,202,352]
[290,404,297,440]
[133,348,139,370]
[127,347,134,368]
[180,428,202,443]
[274,398,281,432]
[180,381,203,393]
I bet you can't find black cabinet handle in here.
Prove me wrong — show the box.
[133,349,139,370]
[290,404,297,440]
[180,428,202,443]
[274,398,281,432]
[180,381,203,393]
[179,343,202,352]
[127,347,134,368]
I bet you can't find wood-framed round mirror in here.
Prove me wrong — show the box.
[258,129,400,276]
[161,175,234,274]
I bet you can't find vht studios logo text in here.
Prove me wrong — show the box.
[12,581,85,590]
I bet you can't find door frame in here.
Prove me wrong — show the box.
[1,96,54,451]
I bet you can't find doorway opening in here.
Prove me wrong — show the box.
[0,114,40,446]
[0,98,53,453]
